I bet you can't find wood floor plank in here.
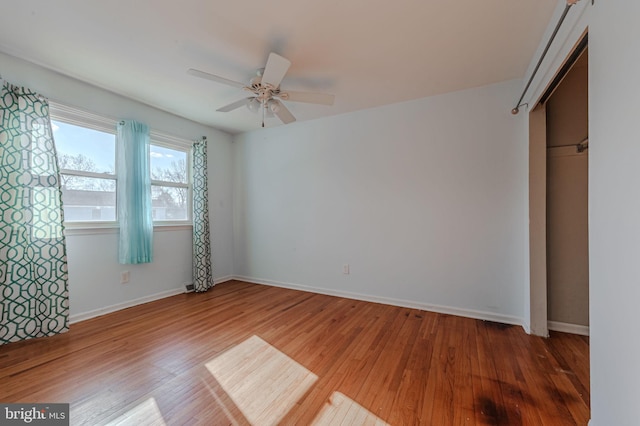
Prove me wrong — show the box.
[0,281,590,425]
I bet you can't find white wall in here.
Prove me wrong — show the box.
[0,51,234,319]
[65,229,192,319]
[233,79,528,324]
[589,2,640,424]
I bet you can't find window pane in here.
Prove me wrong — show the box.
[152,185,188,221]
[52,120,115,174]
[150,145,188,183]
[61,176,116,221]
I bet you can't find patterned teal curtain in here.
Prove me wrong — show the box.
[192,138,213,292]
[0,80,69,344]
[117,120,153,264]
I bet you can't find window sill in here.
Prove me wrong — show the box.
[63,223,192,236]
[154,223,193,232]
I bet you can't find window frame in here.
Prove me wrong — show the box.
[50,103,119,229]
[49,102,194,233]
[149,136,193,226]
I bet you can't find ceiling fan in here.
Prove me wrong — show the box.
[188,53,335,127]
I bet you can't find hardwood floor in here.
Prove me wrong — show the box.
[0,281,590,425]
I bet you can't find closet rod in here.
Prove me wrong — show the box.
[547,137,589,153]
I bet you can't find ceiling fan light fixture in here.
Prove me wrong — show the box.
[264,106,275,118]
[246,97,261,113]
[268,99,281,114]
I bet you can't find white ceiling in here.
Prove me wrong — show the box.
[0,0,557,134]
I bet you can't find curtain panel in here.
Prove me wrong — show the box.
[192,138,213,292]
[116,120,153,264]
[0,80,69,344]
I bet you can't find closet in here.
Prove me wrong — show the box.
[545,48,589,334]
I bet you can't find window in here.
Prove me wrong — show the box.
[51,114,117,224]
[50,103,193,227]
[150,144,190,221]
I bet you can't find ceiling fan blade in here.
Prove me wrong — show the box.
[271,100,296,124]
[187,68,246,89]
[260,53,291,88]
[279,90,335,105]
[216,98,250,112]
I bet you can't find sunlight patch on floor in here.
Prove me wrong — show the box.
[312,392,389,426]
[106,397,166,426]
[205,335,318,425]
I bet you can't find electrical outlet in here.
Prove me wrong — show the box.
[343,264,350,275]
[120,271,130,284]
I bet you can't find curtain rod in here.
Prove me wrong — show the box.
[511,0,581,115]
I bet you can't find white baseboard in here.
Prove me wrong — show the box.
[69,287,186,324]
[232,275,523,327]
[548,320,589,336]
[214,275,235,284]
[69,274,526,328]
[70,275,237,323]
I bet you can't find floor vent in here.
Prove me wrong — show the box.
[185,283,195,293]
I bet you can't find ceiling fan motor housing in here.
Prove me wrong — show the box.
[250,75,262,89]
